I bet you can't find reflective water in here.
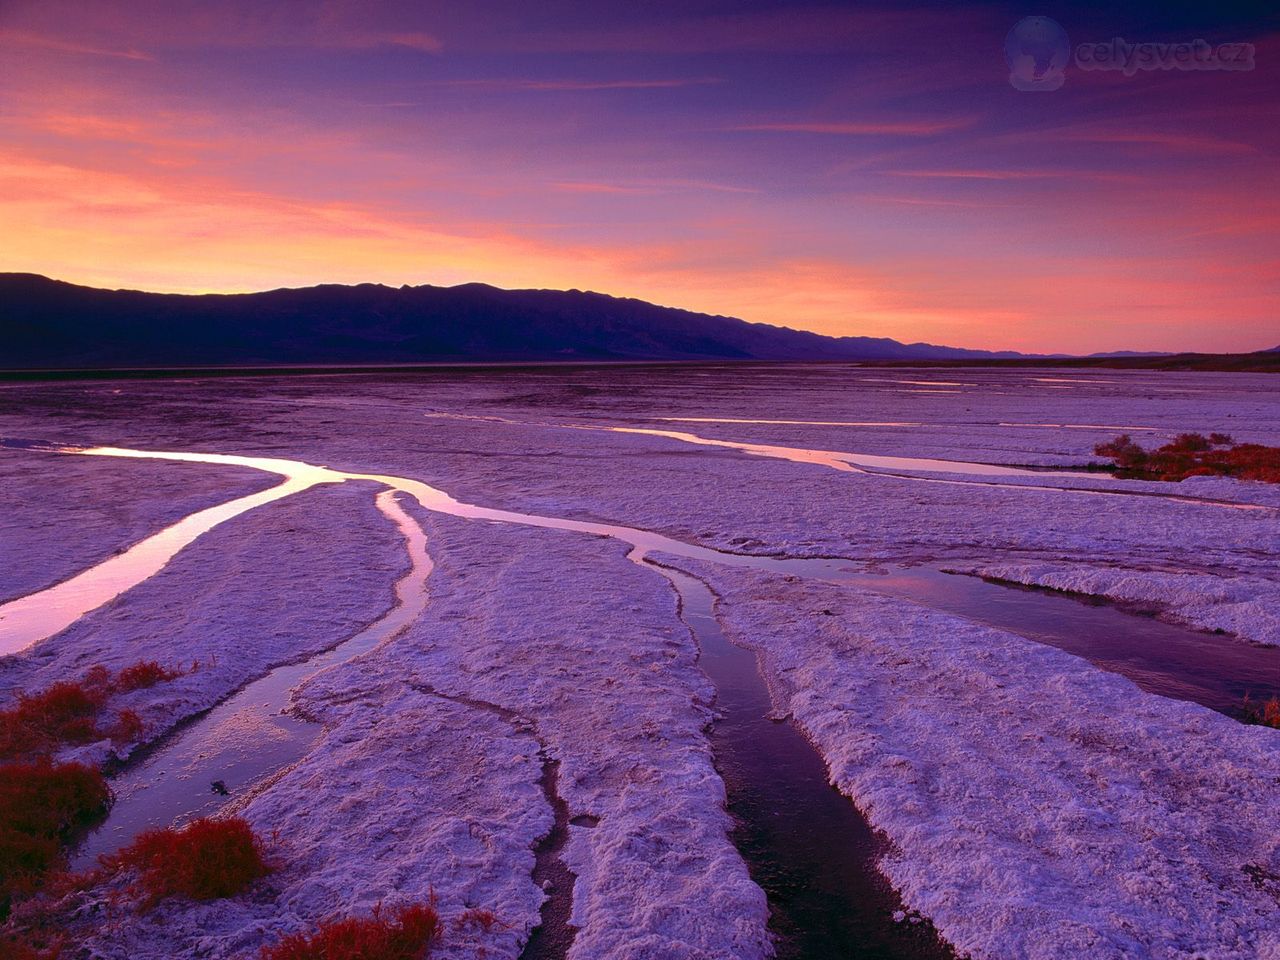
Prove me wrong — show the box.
[72,489,432,866]
[655,417,924,428]
[609,426,1088,477]
[0,447,342,654]
[662,566,953,959]
[863,567,1280,714]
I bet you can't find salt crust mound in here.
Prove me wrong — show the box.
[79,692,547,960]
[0,482,404,734]
[38,502,770,958]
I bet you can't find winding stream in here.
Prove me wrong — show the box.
[421,414,1274,511]
[73,488,433,867]
[609,425,1092,478]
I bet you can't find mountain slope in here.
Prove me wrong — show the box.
[0,274,1035,368]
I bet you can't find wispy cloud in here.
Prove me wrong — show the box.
[441,77,722,91]
[0,19,441,57]
[0,28,152,61]
[552,181,654,195]
[492,6,979,55]
[379,31,443,53]
[1040,127,1259,156]
[551,178,758,195]
[732,118,974,136]
[861,195,992,208]
[886,168,1137,182]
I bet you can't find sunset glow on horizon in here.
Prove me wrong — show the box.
[1,0,1277,354]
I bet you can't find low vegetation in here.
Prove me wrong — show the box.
[112,661,183,692]
[0,931,64,960]
[1241,695,1280,729]
[0,667,466,957]
[0,759,111,902]
[0,681,107,759]
[258,903,442,960]
[0,661,187,761]
[1094,433,1280,483]
[0,662,185,918]
[105,816,270,906]
[453,907,503,933]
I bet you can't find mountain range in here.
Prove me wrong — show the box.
[1,274,1269,371]
[0,273,1044,368]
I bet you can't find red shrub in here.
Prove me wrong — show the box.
[1243,695,1280,729]
[0,760,112,898]
[113,662,181,693]
[1095,433,1280,484]
[82,665,113,696]
[1093,434,1147,470]
[0,932,63,960]
[454,907,503,932]
[259,904,442,960]
[0,683,109,761]
[0,662,184,760]
[108,817,269,905]
[110,709,145,744]
[1165,432,1212,453]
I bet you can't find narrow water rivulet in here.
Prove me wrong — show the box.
[858,566,1280,716]
[71,488,432,868]
[655,566,954,960]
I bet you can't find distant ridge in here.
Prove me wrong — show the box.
[0,274,1039,368]
[864,353,1280,373]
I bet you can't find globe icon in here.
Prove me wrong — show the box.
[1005,16,1070,91]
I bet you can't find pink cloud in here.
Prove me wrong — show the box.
[0,28,152,60]
[1039,126,1259,156]
[379,31,443,53]
[441,77,722,91]
[886,168,1139,182]
[733,119,974,136]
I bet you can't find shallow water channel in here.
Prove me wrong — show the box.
[660,566,953,959]
[73,489,432,867]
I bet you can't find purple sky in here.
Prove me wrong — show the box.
[1,0,1276,352]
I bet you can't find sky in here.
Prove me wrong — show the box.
[0,0,1276,354]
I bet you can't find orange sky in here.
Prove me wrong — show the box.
[1,1,1277,353]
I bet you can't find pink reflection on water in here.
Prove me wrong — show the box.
[0,448,345,655]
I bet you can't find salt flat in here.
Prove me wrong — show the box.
[0,365,1277,959]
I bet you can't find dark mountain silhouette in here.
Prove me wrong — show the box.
[0,274,1041,368]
